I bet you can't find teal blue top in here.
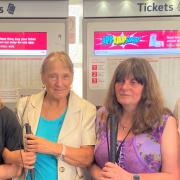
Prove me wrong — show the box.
[26,110,66,180]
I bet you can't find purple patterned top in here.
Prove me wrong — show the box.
[94,107,169,173]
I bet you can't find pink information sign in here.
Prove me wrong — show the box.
[94,30,180,55]
[0,32,47,55]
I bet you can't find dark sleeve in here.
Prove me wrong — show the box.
[3,107,23,150]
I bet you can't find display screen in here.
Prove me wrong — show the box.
[0,32,47,55]
[94,30,180,56]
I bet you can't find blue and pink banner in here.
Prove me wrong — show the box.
[94,30,180,55]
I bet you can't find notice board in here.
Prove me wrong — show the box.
[83,17,180,110]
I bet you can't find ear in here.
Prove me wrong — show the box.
[41,73,45,85]
[71,74,74,84]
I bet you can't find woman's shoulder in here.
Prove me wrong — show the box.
[96,106,108,117]
[97,106,106,112]
[69,91,96,110]
[161,114,177,131]
[161,112,174,128]
[0,106,14,115]
[96,107,108,127]
[95,106,108,138]
[151,113,175,142]
[19,91,44,101]
[155,108,173,129]
[0,106,16,121]
[17,91,44,108]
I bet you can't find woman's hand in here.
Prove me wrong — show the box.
[20,150,36,169]
[3,148,36,169]
[25,134,56,155]
[100,162,131,180]
[89,163,103,180]
[0,164,22,179]
[10,164,22,177]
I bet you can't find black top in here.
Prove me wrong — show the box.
[0,106,23,164]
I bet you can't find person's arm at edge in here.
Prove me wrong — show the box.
[173,100,180,134]
[3,148,35,169]
[0,164,21,180]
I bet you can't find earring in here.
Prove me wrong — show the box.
[42,84,46,89]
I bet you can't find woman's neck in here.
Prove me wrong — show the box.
[120,115,132,127]
[44,94,67,108]
[118,111,133,131]
[41,95,67,120]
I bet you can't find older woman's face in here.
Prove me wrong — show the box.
[115,76,143,111]
[42,60,73,100]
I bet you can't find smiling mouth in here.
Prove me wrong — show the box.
[54,89,66,93]
[54,88,66,91]
[120,94,131,96]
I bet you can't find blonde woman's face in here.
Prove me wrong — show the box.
[42,60,73,100]
[115,76,143,111]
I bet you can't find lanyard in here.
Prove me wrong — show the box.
[106,120,132,163]
[115,128,131,163]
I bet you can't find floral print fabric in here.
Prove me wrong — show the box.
[94,107,168,173]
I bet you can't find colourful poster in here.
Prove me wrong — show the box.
[94,30,180,55]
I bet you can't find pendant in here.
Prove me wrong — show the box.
[122,126,127,130]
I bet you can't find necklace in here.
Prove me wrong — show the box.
[121,125,128,131]
[115,127,132,163]
[120,123,129,131]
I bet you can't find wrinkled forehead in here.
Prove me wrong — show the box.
[42,57,73,74]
